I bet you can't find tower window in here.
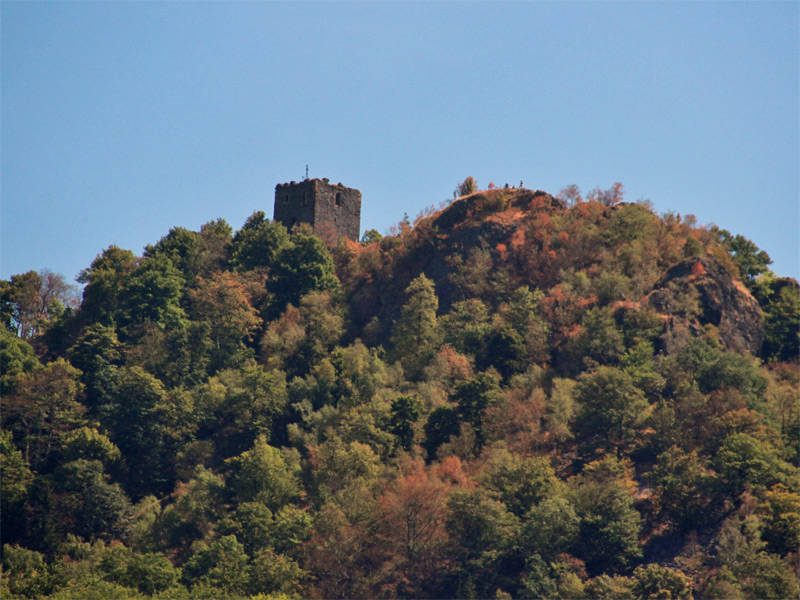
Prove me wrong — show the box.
[335,192,342,207]
[302,192,307,206]
[284,194,289,203]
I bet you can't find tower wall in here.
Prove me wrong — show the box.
[274,178,361,241]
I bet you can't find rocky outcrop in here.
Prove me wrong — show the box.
[432,189,563,232]
[646,256,764,355]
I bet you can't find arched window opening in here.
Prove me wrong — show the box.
[335,192,342,207]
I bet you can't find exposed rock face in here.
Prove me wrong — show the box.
[646,256,764,355]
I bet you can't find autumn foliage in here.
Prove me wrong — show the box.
[1,183,798,598]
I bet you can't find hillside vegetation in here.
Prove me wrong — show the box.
[1,182,798,599]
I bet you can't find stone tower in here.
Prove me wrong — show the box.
[273,178,361,241]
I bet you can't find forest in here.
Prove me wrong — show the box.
[1,181,798,599]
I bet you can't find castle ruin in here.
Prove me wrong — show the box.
[273,178,361,241]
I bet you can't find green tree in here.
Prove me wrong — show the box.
[77,246,138,326]
[312,437,382,502]
[544,377,577,446]
[503,285,550,364]
[248,547,305,596]
[50,459,133,542]
[111,551,180,596]
[423,406,461,462]
[713,433,793,496]
[570,458,643,575]
[1,430,33,545]
[452,372,501,452]
[60,426,121,467]
[225,435,300,510]
[445,489,518,597]
[0,326,39,395]
[620,340,665,398]
[519,496,580,562]
[455,176,478,197]
[441,299,491,356]
[715,228,772,285]
[103,366,189,497]
[520,554,559,600]
[182,534,250,596]
[574,366,648,458]
[476,326,526,380]
[217,501,275,556]
[0,430,32,507]
[1,544,53,599]
[360,229,383,245]
[2,358,86,468]
[390,274,441,380]
[230,211,291,273]
[648,445,713,529]
[603,202,660,246]
[143,226,199,279]
[272,504,313,553]
[268,229,339,315]
[630,564,691,599]
[739,552,800,600]
[194,218,233,274]
[482,448,560,518]
[150,467,227,557]
[712,513,800,600]
[584,574,635,599]
[696,350,767,411]
[120,254,186,332]
[389,395,423,451]
[125,321,213,389]
[195,362,287,459]
[66,323,121,412]
[188,271,261,371]
[260,291,344,378]
[758,276,800,362]
[570,306,625,368]
[758,485,800,556]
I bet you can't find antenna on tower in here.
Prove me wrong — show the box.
[305,165,309,181]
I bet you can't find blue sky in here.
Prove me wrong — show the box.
[2,1,798,284]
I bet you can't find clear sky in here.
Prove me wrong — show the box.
[2,1,798,285]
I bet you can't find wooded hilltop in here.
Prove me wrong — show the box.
[2,181,798,599]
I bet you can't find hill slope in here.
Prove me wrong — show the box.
[1,184,798,599]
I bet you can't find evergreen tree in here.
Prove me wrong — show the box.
[390,274,440,380]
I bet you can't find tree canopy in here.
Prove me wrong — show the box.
[1,184,797,599]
